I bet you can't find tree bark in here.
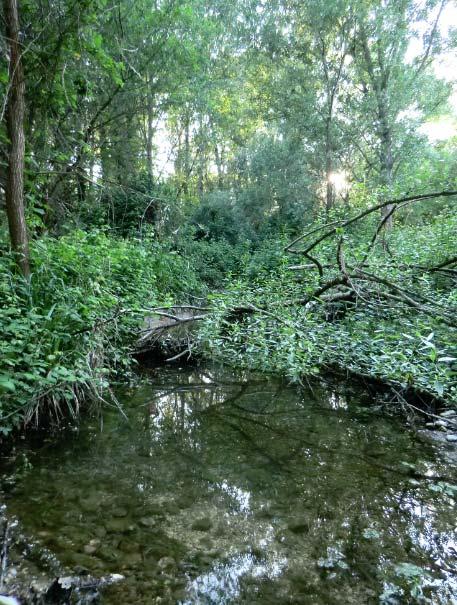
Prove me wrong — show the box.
[214,143,224,189]
[359,25,394,229]
[146,73,154,184]
[325,117,334,214]
[183,111,190,194]
[3,0,30,277]
[379,118,394,229]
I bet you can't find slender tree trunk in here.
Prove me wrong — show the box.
[379,109,394,229]
[183,112,190,194]
[359,26,394,229]
[214,143,224,189]
[197,121,205,195]
[197,151,204,194]
[3,0,30,277]
[325,117,334,214]
[146,75,154,184]
[100,126,111,182]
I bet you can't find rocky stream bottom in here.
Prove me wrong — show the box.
[0,364,456,604]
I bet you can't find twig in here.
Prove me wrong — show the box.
[0,519,9,591]
[166,348,192,362]
[288,190,457,257]
[391,388,457,428]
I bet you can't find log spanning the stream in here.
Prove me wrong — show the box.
[136,306,209,359]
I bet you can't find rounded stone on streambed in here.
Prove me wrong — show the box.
[196,553,216,567]
[143,503,166,516]
[172,588,188,602]
[446,434,457,442]
[97,546,122,563]
[83,539,101,555]
[191,518,212,532]
[53,535,75,550]
[176,495,194,510]
[61,552,96,569]
[92,526,107,539]
[157,556,177,571]
[79,495,102,513]
[163,501,180,515]
[105,518,135,534]
[434,420,449,430]
[257,505,274,519]
[139,517,157,528]
[121,552,143,568]
[143,544,173,562]
[118,540,141,554]
[287,519,311,534]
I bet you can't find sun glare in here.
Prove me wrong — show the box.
[328,171,349,194]
[420,117,457,141]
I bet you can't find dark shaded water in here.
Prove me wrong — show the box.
[1,365,457,604]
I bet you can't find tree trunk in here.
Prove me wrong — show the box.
[3,0,30,277]
[197,117,206,194]
[146,75,154,184]
[325,117,334,214]
[379,114,394,229]
[214,143,224,189]
[183,112,190,194]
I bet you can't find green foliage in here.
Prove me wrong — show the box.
[0,230,195,433]
[174,227,251,288]
[75,177,179,236]
[197,211,457,406]
[189,191,242,244]
[1,0,457,437]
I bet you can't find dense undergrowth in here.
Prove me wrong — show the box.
[0,230,203,434]
[198,209,457,408]
[0,205,456,436]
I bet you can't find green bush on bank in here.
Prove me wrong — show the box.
[198,212,457,406]
[1,206,455,435]
[0,230,197,433]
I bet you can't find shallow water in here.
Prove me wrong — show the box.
[1,365,457,604]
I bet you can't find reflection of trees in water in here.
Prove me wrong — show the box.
[142,368,277,440]
[137,368,456,602]
[3,367,457,603]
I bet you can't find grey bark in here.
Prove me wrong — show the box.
[3,0,30,277]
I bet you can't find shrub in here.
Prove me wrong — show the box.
[0,229,196,433]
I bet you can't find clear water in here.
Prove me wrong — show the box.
[1,365,456,604]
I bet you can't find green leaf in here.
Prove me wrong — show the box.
[0,376,16,393]
[433,381,444,396]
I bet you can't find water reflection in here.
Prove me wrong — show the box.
[0,364,456,604]
[182,552,286,605]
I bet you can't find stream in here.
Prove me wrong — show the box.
[0,364,456,604]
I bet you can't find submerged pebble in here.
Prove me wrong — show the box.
[287,519,311,534]
[139,517,156,528]
[191,518,212,532]
[105,519,134,534]
[157,556,176,571]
